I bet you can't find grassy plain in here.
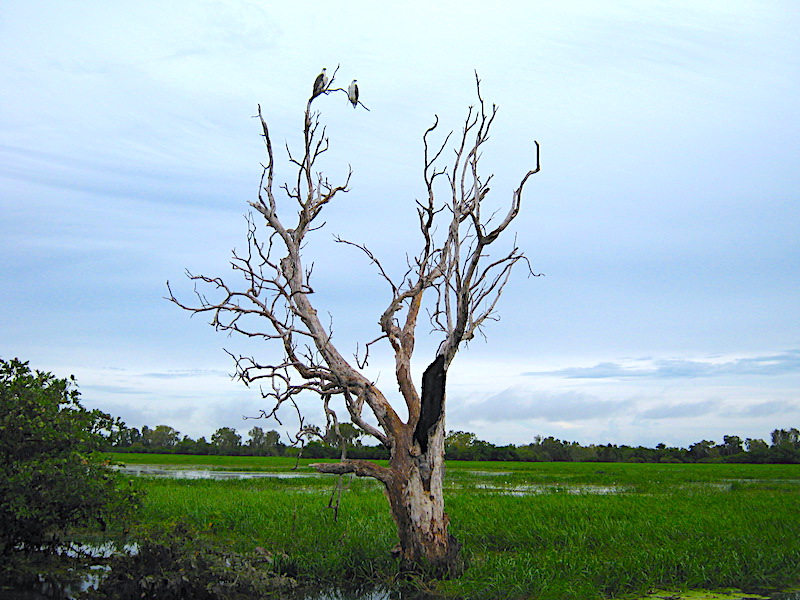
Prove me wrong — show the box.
[110,454,800,599]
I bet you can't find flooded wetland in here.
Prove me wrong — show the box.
[9,457,800,599]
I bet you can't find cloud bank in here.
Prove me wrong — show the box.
[524,351,800,380]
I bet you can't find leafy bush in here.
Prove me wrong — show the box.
[0,358,139,554]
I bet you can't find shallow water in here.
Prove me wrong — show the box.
[640,591,800,600]
[293,588,433,600]
[114,464,319,479]
[3,583,433,600]
[6,583,799,600]
[3,542,139,600]
[114,465,628,496]
[2,566,106,600]
[473,482,625,495]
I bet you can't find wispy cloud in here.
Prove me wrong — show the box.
[3,2,798,449]
[81,384,149,396]
[638,399,718,420]
[737,400,800,418]
[525,351,800,380]
[0,143,231,206]
[450,389,635,423]
[142,369,231,380]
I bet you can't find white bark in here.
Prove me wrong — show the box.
[167,70,539,574]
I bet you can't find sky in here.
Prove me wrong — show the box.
[1,1,798,449]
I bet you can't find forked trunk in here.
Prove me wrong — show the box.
[386,424,462,576]
[313,357,463,575]
[384,355,462,576]
[171,75,535,583]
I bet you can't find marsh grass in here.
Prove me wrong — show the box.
[120,458,800,599]
[136,476,395,583]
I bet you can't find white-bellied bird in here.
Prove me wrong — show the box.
[312,68,328,97]
[347,79,359,108]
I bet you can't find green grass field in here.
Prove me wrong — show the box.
[109,454,800,599]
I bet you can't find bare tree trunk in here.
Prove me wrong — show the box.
[386,421,462,576]
[168,70,539,578]
[312,356,461,574]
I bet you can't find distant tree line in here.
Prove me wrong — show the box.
[108,422,800,464]
[110,424,285,456]
[442,428,800,464]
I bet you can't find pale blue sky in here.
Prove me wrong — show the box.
[1,1,798,448]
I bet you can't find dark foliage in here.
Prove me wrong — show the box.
[443,429,800,464]
[0,358,139,555]
[81,522,297,600]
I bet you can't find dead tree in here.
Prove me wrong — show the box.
[167,70,540,575]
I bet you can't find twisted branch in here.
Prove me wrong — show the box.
[167,70,539,476]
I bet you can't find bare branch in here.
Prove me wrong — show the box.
[169,71,540,572]
[310,459,393,484]
[169,72,539,510]
[170,73,407,466]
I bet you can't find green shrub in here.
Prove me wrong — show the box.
[0,358,139,554]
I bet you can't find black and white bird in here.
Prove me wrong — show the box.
[347,79,359,108]
[312,68,328,97]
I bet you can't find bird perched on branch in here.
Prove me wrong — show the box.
[347,79,359,108]
[312,68,328,97]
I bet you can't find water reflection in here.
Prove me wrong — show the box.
[114,466,627,496]
[293,586,800,600]
[114,464,319,479]
[292,587,440,600]
[472,483,625,495]
[3,566,106,600]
